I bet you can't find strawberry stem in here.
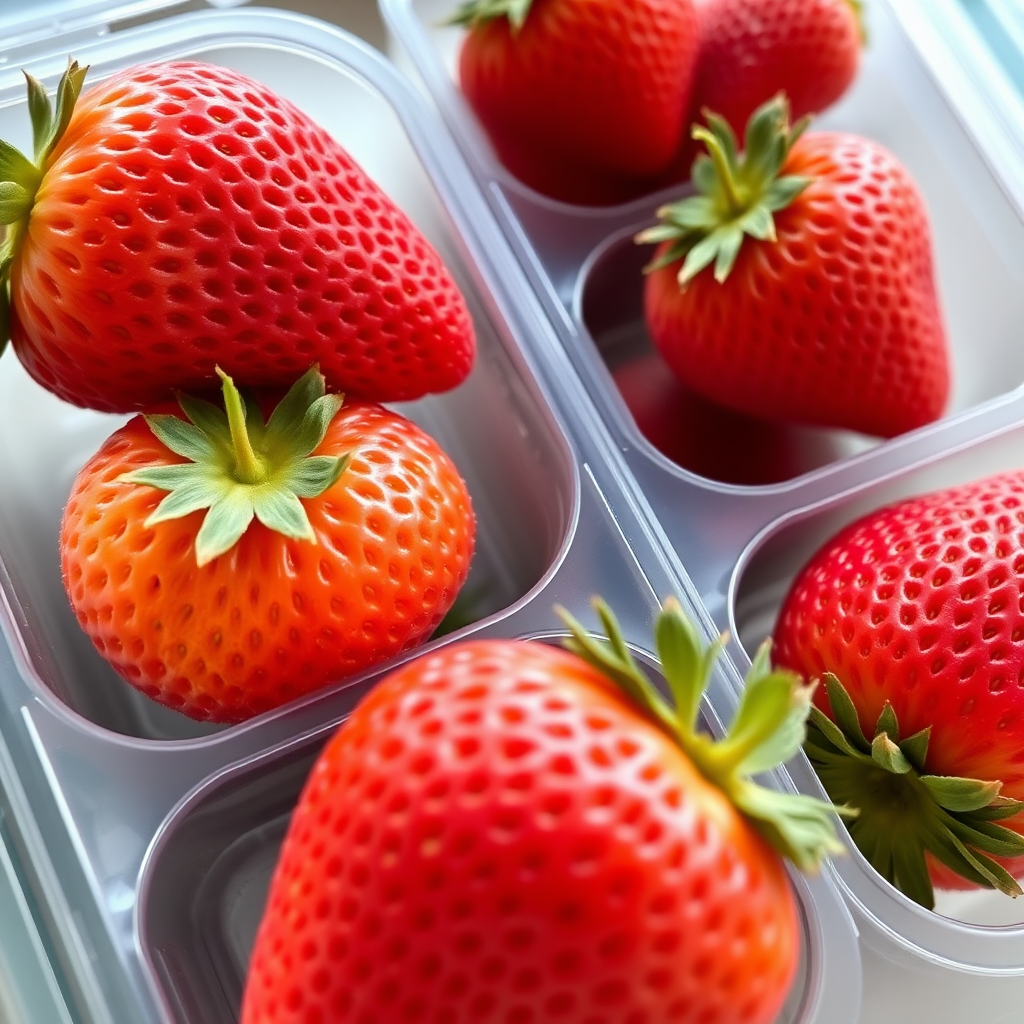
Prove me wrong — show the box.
[636,94,812,286]
[806,674,1024,908]
[217,368,268,485]
[692,127,743,216]
[558,597,847,873]
[120,366,350,567]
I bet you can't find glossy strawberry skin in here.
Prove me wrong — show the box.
[644,132,949,438]
[59,402,475,723]
[10,61,475,412]
[774,472,1024,888]
[458,0,699,203]
[693,0,860,134]
[242,639,799,1024]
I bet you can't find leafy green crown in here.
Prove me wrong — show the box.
[121,366,350,567]
[636,93,812,286]
[807,674,1024,909]
[446,0,535,31]
[0,59,90,350]
[559,598,847,873]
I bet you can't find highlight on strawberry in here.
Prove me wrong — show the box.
[241,596,844,1024]
[638,93,950,440]
[774,471,1024,908]
[0,59,475,412]
[59,366,476,723]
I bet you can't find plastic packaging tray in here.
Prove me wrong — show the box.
[379,0,1024,994]
[0,811,74,1024]
[0,7,861,1024]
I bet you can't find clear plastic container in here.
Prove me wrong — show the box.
[0,809,74,1024]
[0,6,861,1024]
[380,0,1024,479]
[380,0,1024,996]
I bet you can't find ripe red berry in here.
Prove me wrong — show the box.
[0,61,475,411]
[776,471,1024,906]
[454,0,699,203]
[242,598,842,1023]
[641,97,949,438]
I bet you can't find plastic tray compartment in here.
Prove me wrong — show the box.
[733,422,1024,978]
[0,12,860,1024]
[383,0,1024,993]
[0,16,575,744]
[139,631,860,1024]
[381,0,1024,490]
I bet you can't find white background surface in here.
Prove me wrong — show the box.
[860,943,1024,1024]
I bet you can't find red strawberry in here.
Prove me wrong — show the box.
[693,0,862,138]
[639,96,950,438]
[495,141,656,208]
[453,0,700,204]
[242,597,841,1024]
[0,60,475,412]
[611,350,804,485]
[774,471,1024,907]
[59,367,475,722]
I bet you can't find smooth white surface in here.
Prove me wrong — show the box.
[861,945,1024,1024]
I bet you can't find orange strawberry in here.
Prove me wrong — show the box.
[59,367,475,722]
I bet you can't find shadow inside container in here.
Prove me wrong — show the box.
[580,232,876,488]
[141,736,319,1023]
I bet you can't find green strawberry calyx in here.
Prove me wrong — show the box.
[0,59,90,351]
[805,674,1024,909]
[120,366,351,568]
[847,0,868,45]
[446,0,534,31]
[636,93,812,286]
[557,597,848,873]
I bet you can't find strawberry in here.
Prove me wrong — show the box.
[0,60,475,413]
[451,0,700,204]
[59,367,475,723]
[692,0,862,141]
[638,96,950,439]
[611,350,804,485]
[774,471,1024,908]
[241,597,842,1024]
